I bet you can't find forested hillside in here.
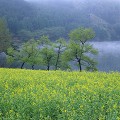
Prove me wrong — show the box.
[0,0,120,42]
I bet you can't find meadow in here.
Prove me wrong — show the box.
[0,68,120,120]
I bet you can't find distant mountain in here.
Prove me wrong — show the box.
[83,0,120,40]
[0,0,35,33]
[0,0,120,42]
[31,0,120,41]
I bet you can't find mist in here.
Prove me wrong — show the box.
[25,0,120,1]
[92,41,120,71]
[25,0,120,3]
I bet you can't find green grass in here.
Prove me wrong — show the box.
[0,68,120,120]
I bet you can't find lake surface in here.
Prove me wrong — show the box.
[91,41,120,72]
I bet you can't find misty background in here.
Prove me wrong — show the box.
[0,0,120,71]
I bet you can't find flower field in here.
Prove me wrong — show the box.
[0,68,120,120]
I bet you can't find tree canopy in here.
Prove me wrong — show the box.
[0,18,12,53]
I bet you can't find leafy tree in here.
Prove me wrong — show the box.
[0,18,12,52]
[40,47,55,71]
[7,36,55,70]
[7,47,16,64]
[19,39,40,69]
[64,27,98,71]
[7,39,40,69]
[53,38,67,70]
[37,35,51,47]
[37,35,55,70]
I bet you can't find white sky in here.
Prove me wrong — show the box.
[25,0,120,1]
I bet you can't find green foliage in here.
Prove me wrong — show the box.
[37,35,51,46]
[69,27,95,44]
[53,38,67,70]
[64,28,98,71]
[0,18,12,52]
[7,39,40,69]
[37,36,56,70]
[18,40,38,61]
[0,68,120,119]
[6,27,98,71]
[6,47,15,64]
[22,40,40,68]
[40,47,55,70]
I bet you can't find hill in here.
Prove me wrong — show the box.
[0,0,120,41]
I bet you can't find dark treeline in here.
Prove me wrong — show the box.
[0,0,120,44]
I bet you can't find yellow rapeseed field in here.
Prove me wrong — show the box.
[0,68,120,120]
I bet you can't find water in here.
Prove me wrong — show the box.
[91,41,120,72]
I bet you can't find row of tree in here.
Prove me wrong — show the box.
[7,28,98,71]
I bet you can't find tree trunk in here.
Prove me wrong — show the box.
[55,52,60,70]
[47,65,50,71]
[78,60,82,72]
[32,65,34,70]
[21,62,25,69]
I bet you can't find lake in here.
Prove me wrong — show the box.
[91,41,120,72]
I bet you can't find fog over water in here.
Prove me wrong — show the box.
[91,41,120,71]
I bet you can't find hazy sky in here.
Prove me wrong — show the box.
[25,0,76,2]
[25,0,81,4]
[25,0,120,6]
[25,0,120,1]
[25,0,120,4]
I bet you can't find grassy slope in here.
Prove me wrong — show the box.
[0,68,120,119]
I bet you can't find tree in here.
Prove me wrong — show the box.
[40,47,55,71]
[0,18,12,53]
[37,35,51,47]
[53,38,66,70]
[64,27,98,71]
[19,39,40,69]
[7,35,55,70]
[7,39,40,69]
[37,35,55,70]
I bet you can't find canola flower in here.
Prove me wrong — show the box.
[0,68,120,120]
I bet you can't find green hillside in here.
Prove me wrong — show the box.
[0,0,120,41]
[0,68,120,119]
